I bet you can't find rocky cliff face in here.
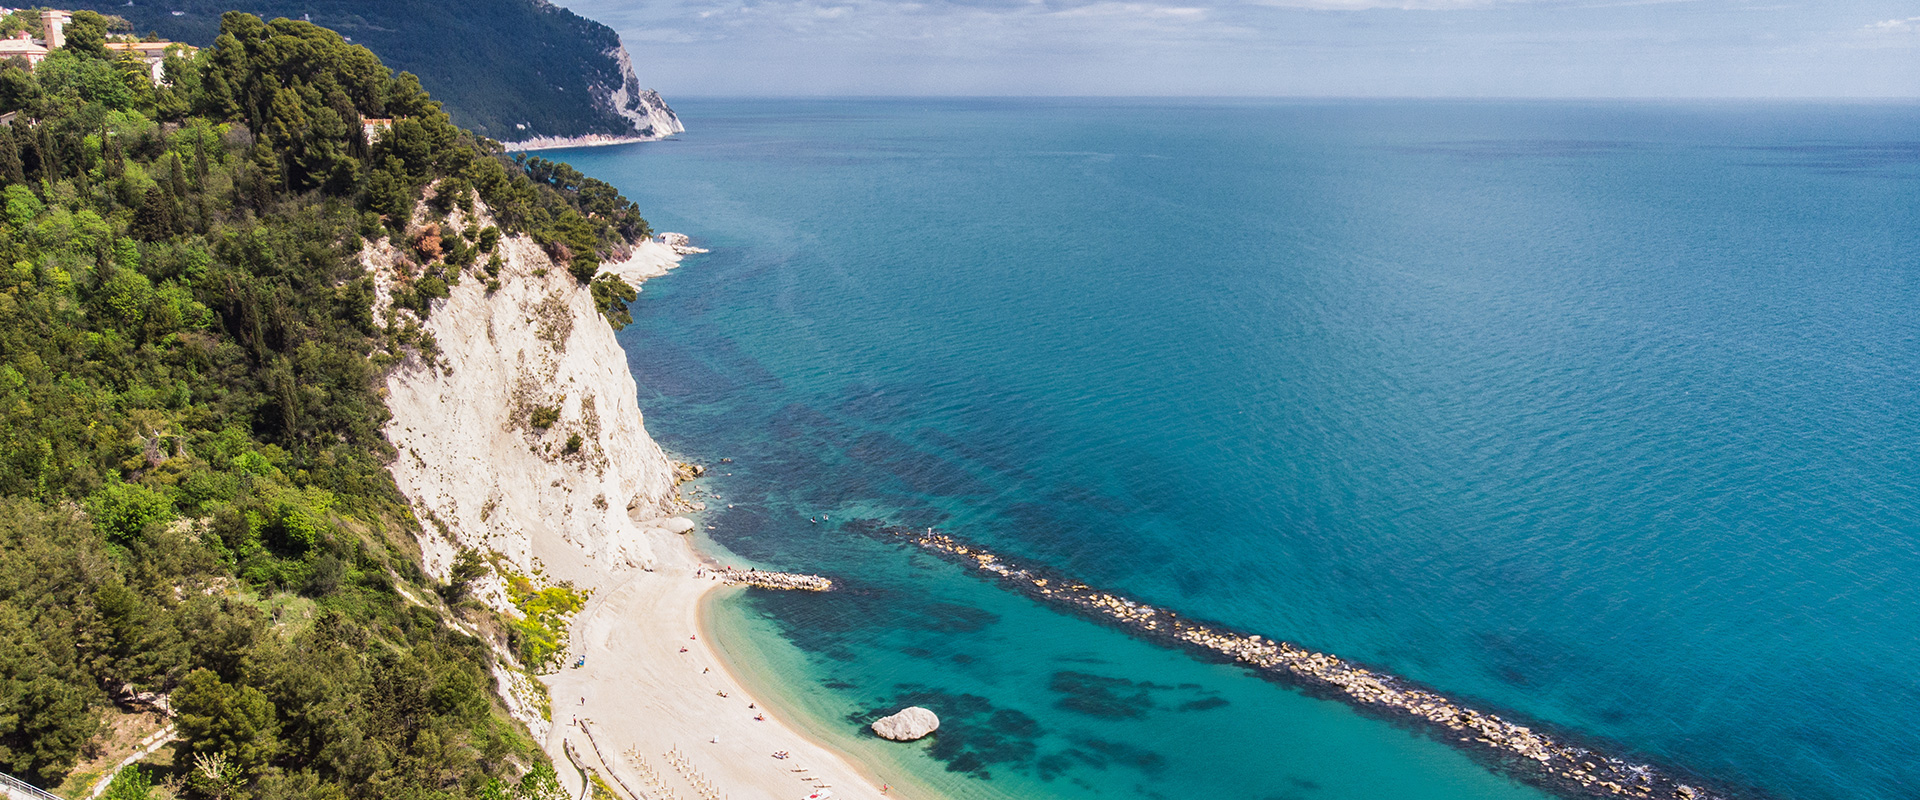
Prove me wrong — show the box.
[369,204,687,591]
[607,45,684,139]
[503,42,684,151]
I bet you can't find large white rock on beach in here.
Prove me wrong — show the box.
[871,707,940,741]
[637,516,696,535]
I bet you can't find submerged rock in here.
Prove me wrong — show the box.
[871,706,940,741]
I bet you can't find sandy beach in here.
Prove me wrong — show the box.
[535,528,902,800]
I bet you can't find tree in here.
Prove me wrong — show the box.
[0,63,37,114]
[440,548,487,605]
[131,187,175,241]
[590,276,636,330]
[173,668,279,778]
[100,765,153,800]
[85,482,172,545]
[62,12,116,61]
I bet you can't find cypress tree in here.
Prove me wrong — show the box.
[37,125,56,181]
[0,126,23,185]
[167,152,188,197]
[15,121,39,181]
[193,131,209,187]
[131,186,175,241]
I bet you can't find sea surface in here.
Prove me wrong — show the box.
[549,99,1920,800]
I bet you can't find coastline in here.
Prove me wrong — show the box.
[534,518,902,800]
[699,586,968,800]
[377,210,899,798]
[502,133,673,152]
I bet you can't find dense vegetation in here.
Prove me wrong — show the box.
[63,0,657,142]
[0,10,646,798]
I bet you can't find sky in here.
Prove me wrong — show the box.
[560,0,1920,97]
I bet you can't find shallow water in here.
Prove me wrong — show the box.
[553,99,1920,800]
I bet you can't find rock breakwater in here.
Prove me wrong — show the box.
[846,519,1746,800]
[710,565,835,592]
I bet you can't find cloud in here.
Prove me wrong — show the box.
[1865,16,1920,32]
[567,0,1920,97]
[1239,0,1507,8]
[1047,2,1208,19]
[1853,16,1920,48]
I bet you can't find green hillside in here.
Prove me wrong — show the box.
[0,10,646,797]
[61,0,651,142]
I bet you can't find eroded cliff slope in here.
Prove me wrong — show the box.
[370,201,688,591]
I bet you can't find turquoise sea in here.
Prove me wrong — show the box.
[551,99,1920,800]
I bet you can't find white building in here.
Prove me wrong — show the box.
[0,31,47,67]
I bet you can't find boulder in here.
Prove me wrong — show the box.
[871,706,939,741]
[634,516,697,535]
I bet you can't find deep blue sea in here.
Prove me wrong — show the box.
[551,99,1920,800]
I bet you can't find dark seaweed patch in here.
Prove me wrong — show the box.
[1056,737,1168,775]
[847,430,996,497]
[910,602,1001,634]
[1049,671,1154,719]
[1177,696,1230,712]
[1082,732,1167,771]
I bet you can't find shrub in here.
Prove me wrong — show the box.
[529,406,559,429]
[86,483,173,544]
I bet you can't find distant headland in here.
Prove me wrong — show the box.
[59,0,683,147]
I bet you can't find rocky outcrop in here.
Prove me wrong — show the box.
[373,198,690,594]
[656,232,708,255]
[606,45,683,138]
[871,707,940,741]
[502,43,683,152]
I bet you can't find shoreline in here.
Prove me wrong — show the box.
[535,525,903,800]
[502,133,673,152]
[698,584,956,800]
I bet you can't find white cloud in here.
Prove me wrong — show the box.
[1853,15,1920,48]
[1048,2,1208,18]
[1240,0,1507,8]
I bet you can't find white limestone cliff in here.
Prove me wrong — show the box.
[503,42,683,152]
[371,201,691,594]
[606,44,683,139]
